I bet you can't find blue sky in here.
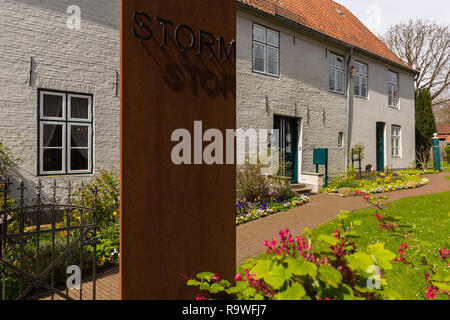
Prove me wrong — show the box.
[335,0,450,35]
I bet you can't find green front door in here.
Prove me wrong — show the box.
[376,122,385,172]
[274,116,298,183]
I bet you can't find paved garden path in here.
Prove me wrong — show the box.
[46,173,449,300]
[236,172,450,265]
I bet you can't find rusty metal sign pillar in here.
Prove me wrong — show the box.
[120,0,236,299]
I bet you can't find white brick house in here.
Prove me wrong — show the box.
[0,0,417,194]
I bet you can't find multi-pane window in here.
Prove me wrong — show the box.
[39,90,93,175]
[354,62,368,98]
[388,71,399,108]
[391,125,401,158]
[253,24,279,77]
[329,53,344,94]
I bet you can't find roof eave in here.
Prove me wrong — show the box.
[237,1,419,75]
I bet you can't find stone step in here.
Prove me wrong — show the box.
[291,187,312,195]
[290,183,306,189]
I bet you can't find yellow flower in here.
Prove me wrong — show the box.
[13,260,18,266]
[112,211,118,216]
[99,256,106,267]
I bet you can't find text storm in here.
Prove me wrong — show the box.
[132,11,236,61]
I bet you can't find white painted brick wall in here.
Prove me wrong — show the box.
[0,0,120,197]
[237,12,348,179]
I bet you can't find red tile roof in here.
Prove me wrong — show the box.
[238,0,416,72]
[438,124,450,134]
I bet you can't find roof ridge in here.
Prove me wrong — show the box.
[238,0,416,72]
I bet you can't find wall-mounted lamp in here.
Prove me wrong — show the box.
[350,65,356,78]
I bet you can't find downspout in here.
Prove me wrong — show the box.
[345,47,354,170]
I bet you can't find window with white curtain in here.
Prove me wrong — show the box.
[253,24,279,77]
[391,125,401,158]
[39,90,93,175]
[329,53,344,94]
[354,61,368,98]
[388,71,399,108]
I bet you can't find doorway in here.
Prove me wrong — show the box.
[376,122,385,172]
[274,116,299,183]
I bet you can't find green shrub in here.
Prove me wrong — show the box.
[445,145,450,162]
[0,141,22,180]
[237,159,271,201]
[72,169,120,228]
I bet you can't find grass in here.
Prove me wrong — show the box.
[311,192,450,300]
[239,192,450,300]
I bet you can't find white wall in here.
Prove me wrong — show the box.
[0,0,120,196]
[350,53,416,170]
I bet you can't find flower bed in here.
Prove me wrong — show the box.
[324,170,431,195]
[236,194,310,226]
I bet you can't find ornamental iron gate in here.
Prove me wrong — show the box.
[0,179,97,300]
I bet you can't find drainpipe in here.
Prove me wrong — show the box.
[345,47,354,169]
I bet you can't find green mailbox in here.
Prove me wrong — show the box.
[313,148,328,187]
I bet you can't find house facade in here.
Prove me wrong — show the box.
[0,0,417,194]
[237,0,417,187]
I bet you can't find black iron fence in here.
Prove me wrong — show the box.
[0,179,98,300]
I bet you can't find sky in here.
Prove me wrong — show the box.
[335,0,450,36]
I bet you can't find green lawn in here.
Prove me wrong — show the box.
[443,161,450,173]
[311,192,450,300]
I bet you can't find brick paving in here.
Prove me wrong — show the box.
[43,172,450,300]
[41,265,119,300]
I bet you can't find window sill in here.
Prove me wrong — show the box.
[38,172,94,177]
[252,70,280,79]
[388,105,400,110]
[355,95,368,100]
[328,90,345,95]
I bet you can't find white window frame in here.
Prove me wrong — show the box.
[252,24,280,77]
[388,70,400,109]
[39,90,93,176]
[354,61,368,98]
[39,91,66,121]
[39,121,66,175]
[329,53,345,94]
[68,123,92,174]
[68,94,92,122]
[391,125,402,158]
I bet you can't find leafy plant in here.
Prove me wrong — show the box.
[236,158,271,201]
[185,219,400,300]
[0,142,22,180]
[445,145,450,162]
[71,169,120,228]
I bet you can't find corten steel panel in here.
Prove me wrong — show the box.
[120,0,236,299]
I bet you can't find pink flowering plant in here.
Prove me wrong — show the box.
[185,191,449,300]
[184,222,401,300]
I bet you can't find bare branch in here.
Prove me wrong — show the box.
[381,20,450,103]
